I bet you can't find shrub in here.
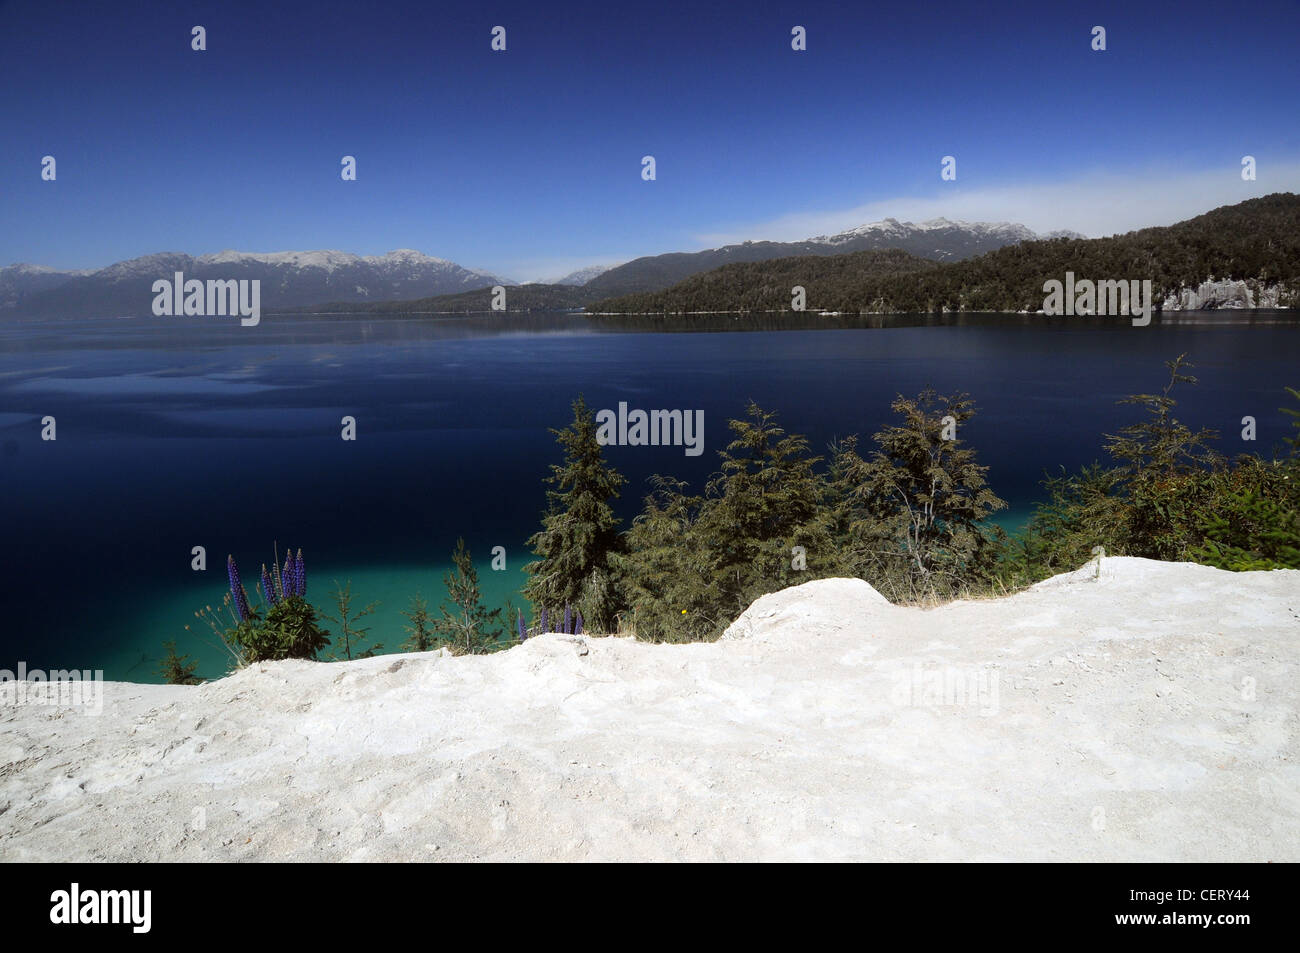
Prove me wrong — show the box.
[156,640,201,685]
[233,595,331,663]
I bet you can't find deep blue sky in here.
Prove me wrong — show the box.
[3,0,1298,280]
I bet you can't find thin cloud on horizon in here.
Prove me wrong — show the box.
[692,164,1300,248]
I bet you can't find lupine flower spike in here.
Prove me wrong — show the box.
[227,555,251,622]
[261,564,277,608]
[294,548,305,598]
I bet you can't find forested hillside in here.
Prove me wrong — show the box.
[590,194,1300,315]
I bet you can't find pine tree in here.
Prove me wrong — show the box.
[156,640,201,685]
[622,403,836,641]
[622,475,709,640]
[523,395,627,632]
[324,580,382,660]
[694,401,837,619]
[401,595,435,652]
[435,538,504,654]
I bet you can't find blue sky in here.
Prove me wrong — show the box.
[3,0,1299,281]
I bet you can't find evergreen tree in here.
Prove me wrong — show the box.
[694,401,837,617]
[834,389,1005,599]
[324,580,382,660]
[401,595,435,652]
[523,395,627,632]
[435,537,505,654]
[156,640,201,685]
[623,403,837,641]
[622,475,710,640]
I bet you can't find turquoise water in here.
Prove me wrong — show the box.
[109,554,533,683]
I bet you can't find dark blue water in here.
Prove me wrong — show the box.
[2,311,1297,680]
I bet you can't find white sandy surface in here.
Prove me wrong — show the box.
[1,557,1297,861]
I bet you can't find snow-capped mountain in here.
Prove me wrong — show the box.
[809,217,1083,258]
[584,218,1079,299]
[0,250,512,318]
[0,263,91,311]
[551,264,619,286]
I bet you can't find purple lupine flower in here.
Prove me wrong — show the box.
[227,555,251,622]
[294,549,305,598]
[540,607,548,635]
[517,609,526,642]
[261,564,278,608]
[283,553,294,597]
[575,609,584,636]
[564,604,572,635]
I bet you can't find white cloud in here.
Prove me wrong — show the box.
[693,162,1300,246]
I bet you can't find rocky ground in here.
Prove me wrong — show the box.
[2,557,1296,861]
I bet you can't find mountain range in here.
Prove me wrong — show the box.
[588,194,1300,315]
[0,250,509,319]
[577,218,1082,301]
[1,218,1079,318]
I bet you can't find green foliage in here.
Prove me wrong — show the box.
[624,403,841,641]
[696,402,839,615]
[434,538,506,654]
[1009,363,1300,578]
[324,581,381,660]
[619,476,711,641]
[592,249,936,314]
[593,194,1300,315]
[1000,464,1128,585]
[620,396,1004,639]
[1105,354,1221,479]
[230,596,332,663]
[156,640,201,685]
[830,391,1007,600]
[1282,385,1300,456]
[401,595,435,652]
[1192,485,1300,570]
[523,394,627,632]
[1103,354,1224,560]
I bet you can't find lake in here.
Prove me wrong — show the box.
[2,310,1297,681]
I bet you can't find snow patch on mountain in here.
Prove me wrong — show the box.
[552,264,619,286]
[810,217,1066,246]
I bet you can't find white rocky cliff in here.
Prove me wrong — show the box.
[1162,278,1291,310]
